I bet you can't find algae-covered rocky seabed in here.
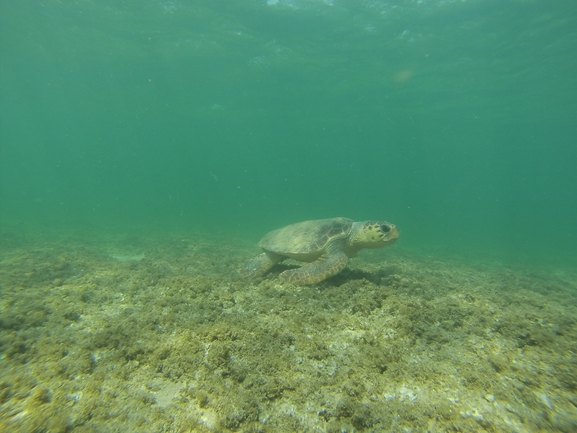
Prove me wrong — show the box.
[1,230,576,433]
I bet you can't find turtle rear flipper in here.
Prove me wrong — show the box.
[279,250,348,285]
[241,252,283,279]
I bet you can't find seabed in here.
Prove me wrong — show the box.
[0,230,576,432]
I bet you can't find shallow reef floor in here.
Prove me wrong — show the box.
[1,231,576,432]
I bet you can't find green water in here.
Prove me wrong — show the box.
[1,0,576,263]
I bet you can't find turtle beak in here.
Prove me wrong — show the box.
[382,224,399,244]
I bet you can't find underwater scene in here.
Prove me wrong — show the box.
[1,0,576,432]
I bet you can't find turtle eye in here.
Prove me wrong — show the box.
[380,224,391,233]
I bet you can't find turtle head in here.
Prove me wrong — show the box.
[350,220,399,251]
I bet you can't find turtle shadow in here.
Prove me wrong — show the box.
[268,263,394,287]
[329,268,387,286]
[269,263,298,274]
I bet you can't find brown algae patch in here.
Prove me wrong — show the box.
[0,233,576,432]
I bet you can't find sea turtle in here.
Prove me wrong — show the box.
[242,217,399,285]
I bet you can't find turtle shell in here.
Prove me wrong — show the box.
[258,217,354,256]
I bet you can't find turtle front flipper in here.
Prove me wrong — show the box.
[241,252,283,279]
[279,250,349,285]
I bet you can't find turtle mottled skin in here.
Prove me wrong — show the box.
[242,217,399,285]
